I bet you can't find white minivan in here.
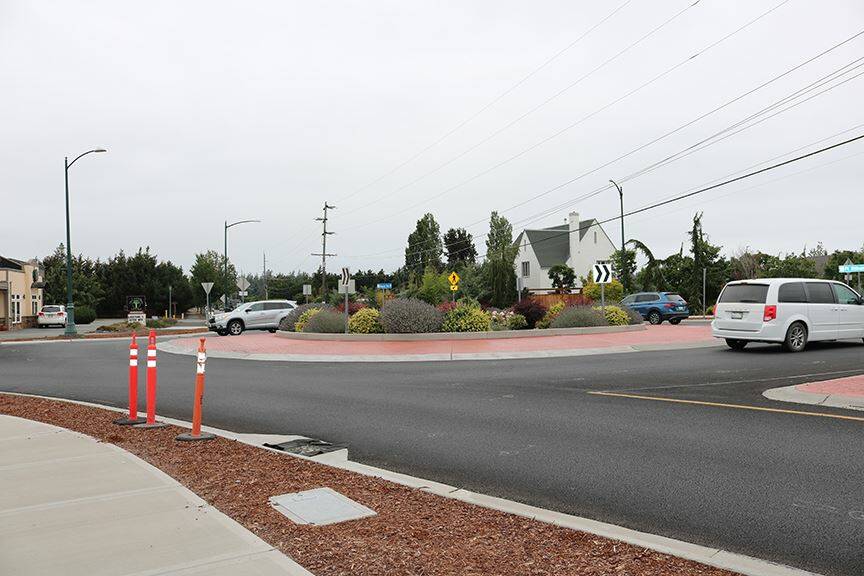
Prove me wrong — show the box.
[712,278,864,352]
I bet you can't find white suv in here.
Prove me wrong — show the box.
[209,299,296,336]
[712,279,864,352]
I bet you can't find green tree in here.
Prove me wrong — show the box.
[628,239,665,291]
[484,211,518,308]
[410,267,451,305]
[405,213,443,274]
[610,248,636,293]
[190,250,236,309]
[42,244,103,310]
[682,213,728,310]
[443,227,477,269]
[547,264,575,294]
[824,250,863,282]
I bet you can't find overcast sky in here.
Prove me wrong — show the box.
[2,0,863,276]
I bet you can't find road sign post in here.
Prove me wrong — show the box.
[838,260,864,292]
[201,282,214,318]
[593,263,612,311]
[302,284,312,304]
[236,277,250,304]
[448,271,460,302]
[340,269,352,334]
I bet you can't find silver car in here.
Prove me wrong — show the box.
[209,299,297,336]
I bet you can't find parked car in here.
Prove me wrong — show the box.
[620,292,690,325]
[37,305,67,328]
[209,300,297,336]
[712,278,864,352]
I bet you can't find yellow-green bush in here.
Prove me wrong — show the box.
[536,301,566,329]
[294,307,322,332]
[596,305,630,326]
[349,308,384,334]
[441,306,491,332]
[582,278,624,302]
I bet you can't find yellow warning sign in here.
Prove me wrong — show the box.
[448,272,460,285]
[450,284,458,291]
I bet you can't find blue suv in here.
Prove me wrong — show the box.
[621,292,690,325]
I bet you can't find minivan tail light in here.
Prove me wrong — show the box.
[763,305,777,322]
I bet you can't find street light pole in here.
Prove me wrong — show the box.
[223,219,261,310]
[64,148,107,336]
[609,179,625,289]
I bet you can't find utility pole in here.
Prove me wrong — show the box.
[311,202,337,298]
[609,179,625,291]
[262,252,268,300]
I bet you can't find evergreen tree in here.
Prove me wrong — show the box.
[484,211,518,308]
[405,213,443,274]
[443,227,477,269]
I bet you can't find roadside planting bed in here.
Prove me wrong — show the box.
[0,393,734,576]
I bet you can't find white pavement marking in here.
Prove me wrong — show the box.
[0,414,312,576]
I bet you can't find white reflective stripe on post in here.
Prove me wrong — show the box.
[147,360,156,368]
[130,349,138,357]
[147,349,157,358]
[196,364,205,374]
[130,359,138,367]
[197,352,206,362]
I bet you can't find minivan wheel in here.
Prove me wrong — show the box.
[227,320,244,336]
[648,310,662,325]
[725,338,747,350]
[783,322,807,352]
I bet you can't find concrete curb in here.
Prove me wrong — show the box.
[156,339,722,363]
[763,384,864,412]
[275,324,645,341]
[0,392,821,576]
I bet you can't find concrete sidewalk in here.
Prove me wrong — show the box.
[0,414,311,576]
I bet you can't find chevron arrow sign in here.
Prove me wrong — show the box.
[593,262,612,284]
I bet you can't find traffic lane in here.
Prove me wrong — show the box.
[0,318,120,340]
[593,340,864,408]
[2,341,864,575]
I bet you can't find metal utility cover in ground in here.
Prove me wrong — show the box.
[270,487,375,526]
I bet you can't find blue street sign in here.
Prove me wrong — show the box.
[838,264,864,273]
[376,282,393,290]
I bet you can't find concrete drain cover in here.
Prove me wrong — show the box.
[264,438,346,457]
[270,487,376,525]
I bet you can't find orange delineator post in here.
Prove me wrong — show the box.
[136,329,166,429]
[176,338,214,441]
[113,332,146,425]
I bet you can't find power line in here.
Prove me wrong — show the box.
[350,45,864,264]
[476,132,864,260]
[342,0,704,217]
[341,0,789,233]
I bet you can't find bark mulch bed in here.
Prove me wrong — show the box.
[0,393,737,576]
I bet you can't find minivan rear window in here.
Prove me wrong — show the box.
[778,282,806,303]
[718,284,769,304]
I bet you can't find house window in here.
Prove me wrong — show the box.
[11,294,22,324]
[32,295,38,316]
[521,261,530,277]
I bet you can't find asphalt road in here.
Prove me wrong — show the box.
[2,338,863,575]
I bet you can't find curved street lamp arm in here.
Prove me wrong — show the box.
[67,148,107,170]
[226,219,262,229]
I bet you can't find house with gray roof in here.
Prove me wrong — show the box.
[514,212,616,293]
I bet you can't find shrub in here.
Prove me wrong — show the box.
[442,306,491,332]
[349,308,384,334]
[437,301,458,314]
[582,278,624,302]
[413,268,451,305]
[598,305,630,326]
[511,298,547,329]
[146,317,177,329]
[302,310,345,333]
[379,298,442,333]
[536,301,566,329]
[295,307,323,332]
[279,303,327,331]
[623,306,644,325]
[508,313,528,330]
[550,306,608,328]
[336,301,366,315]
[75,305,96,324]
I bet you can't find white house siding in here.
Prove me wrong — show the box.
[568,220,617,285]
[515,232,548,292]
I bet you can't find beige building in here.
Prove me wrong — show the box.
[0,256,45,330]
